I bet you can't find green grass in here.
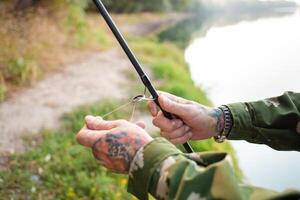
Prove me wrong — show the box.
[4,57,39,85]
[0,99,240,199]
[63,6,111,49]
[0,101,136,200]
[0,73,6,102]
[130,36,211,105]
[0,5,111,102]
[0,24,242,199]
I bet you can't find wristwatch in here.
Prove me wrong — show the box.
[214,105,233,143]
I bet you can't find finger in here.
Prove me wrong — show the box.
[158,95,190,116]
[85,115,117,130]
[135,120,146,129]
[147,101,158,117]
[166,125,191,140]
[76,127,107,147]
[170,132,193,145]
[158,91,191,104]
[153,112,183,132]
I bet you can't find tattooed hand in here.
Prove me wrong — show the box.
[76,116,153,173]
[148,92,225,144]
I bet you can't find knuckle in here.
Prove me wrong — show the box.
[174,130,185,138]
[177,138,185,144]
[172,120,182,129]
[116,119,127,125]
[120,119,127,123]
[160,131,169,138]
[171,138,180,145]
[172,119,179,127]
[152,118,161,127]
[76,131,84,144]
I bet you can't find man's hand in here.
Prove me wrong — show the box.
[148,92,225,144]
[76,116,153,173]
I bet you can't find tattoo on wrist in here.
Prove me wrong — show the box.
[208,108,225,135]
[92,131,145,172]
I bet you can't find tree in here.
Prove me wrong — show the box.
[14,0,37,9]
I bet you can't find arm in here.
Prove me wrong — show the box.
[148,91,300,151]
[76,116,300,200]
[128,138,300,200]
[227,91,300,151]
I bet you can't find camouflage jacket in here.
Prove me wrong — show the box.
[127,92,300,200]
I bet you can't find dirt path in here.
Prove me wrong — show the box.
[0,49,131,153]
[0,14,189,154]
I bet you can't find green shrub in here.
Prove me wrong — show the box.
[101,0,186,13]
[0,73,6,102]
[63,4,89,48]
[4,57,38,85]
[152,62,191,83]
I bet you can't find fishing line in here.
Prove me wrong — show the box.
[102,87,154,121]
[93,0,194,153]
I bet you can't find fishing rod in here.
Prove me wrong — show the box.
[92,0,193,153]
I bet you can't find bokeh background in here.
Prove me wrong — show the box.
[0,0,299,199]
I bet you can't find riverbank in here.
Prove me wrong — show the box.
[185,11,300,191]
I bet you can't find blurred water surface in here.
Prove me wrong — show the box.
[185,9,300,191]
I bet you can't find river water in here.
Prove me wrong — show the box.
[185,9,300,191]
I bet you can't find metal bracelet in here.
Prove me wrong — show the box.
[214,106,233,143]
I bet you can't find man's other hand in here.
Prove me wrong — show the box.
[76,116,153,173]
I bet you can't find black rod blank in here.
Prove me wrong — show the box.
[92,0,193,153]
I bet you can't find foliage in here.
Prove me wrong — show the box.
[100,0,193,13]
[11,0,198,13]
[0,73,6,102]
[130,36,211,105]
[4,57,39,85]
[158,15,206,48]
[0,3,111,101]
[63,5,110,48]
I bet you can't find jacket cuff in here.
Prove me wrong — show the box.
[226,103,256,141]
[127,137,182,200]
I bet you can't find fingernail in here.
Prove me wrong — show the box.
[85,115,94,124]
[177,121,183,127]
[161,95,170,106]
[185,126,190,132]
[160,95,166,102]
[95,116,103,120]
[150,104,155,114]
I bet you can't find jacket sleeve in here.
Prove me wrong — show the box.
[226,91,300,151]
[127,138,299,200]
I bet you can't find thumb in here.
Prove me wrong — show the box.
[85,115,116,130]
[158,95,189,116]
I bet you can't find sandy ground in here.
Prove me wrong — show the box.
[0,49,131,153]
[0,14,189,154]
